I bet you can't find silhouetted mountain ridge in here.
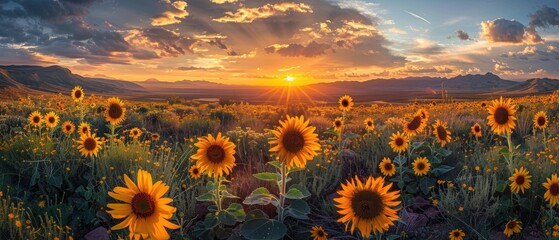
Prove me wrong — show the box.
[0,65,144,95]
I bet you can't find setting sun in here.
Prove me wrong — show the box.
[285,76,295,82]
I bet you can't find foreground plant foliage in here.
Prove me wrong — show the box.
[0,89,559,239]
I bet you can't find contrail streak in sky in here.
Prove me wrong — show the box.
[404,10,431,24]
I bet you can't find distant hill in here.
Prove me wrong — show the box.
[0,65,145,96]
[503,78,559,94]
[0,65,558,103]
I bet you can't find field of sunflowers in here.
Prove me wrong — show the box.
[1,87,559,239]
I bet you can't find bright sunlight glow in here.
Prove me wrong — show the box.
[285,76,295,82]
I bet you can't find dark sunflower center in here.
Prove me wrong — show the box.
[341,99,349,107]
[206,145,226,163]
[108,103,123,119]
[351,190,384,220]
[65,125,72,131]
[437,126,447,140]
[494,107,509,125]
[474,126,480,132]
[335,120,342,127]
[367,121,373,127]
[82,127,88,134]
[407,116,422,131]
[74,90,82,99]
[33,116,40,123]
[83,138,97,151]
[395,138,404,146]
[193,168,199,174]
[515,175,525,185]
[317,230,324,237]
[537,116,546,126]
[282,130,305,153]
[133,130,138,136]
[550,183,559,196]
[417,162,425,170]
[384,163,393,171]
[131,192,155,218]
[453,231,460,237]
[507,221,516,229]
[48,117,55,124]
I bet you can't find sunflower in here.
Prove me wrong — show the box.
[334,175,400,238]
[364,118,374,131]
[78,122,91,136]
[339,95,354,112]
[71,86,85,102]
[509,167,531,194]
[379,157,396,177]
[449,229,465,240]
[28,111,42,127]
[415,108,429,121]
[151,133,160,142]
[403,115,426,136]
[487,97,516,134]
[533,111,548,129]
[310,226,328,240]
[389,131,409,154]
[189,165,203,179]
[333,117,344,132]
[129,127,142,139]
[191,133,236,178]
[269,115,321,168]
[105,97,126,125]
[62,121,75,135]
[503,220,522,237]
[433,120,451,147]
[543,174,559,206]
[44,111,59,128]
[107,169,180,239]
[412,157,431,176]
[76,132,103,158]
[471,123,482,138]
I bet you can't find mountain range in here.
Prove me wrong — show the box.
[0,65,557,103]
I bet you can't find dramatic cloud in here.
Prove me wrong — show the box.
[404,65,453,74]
[126,28,197,57]
[178,66,221,71]
[529,5,559,29]
[480,18,542,44]
[264,41,330,57]
[213,2,313,23]
[409,39,446,55]
[456,30,472,41]
[210,0,238,4]
[151,1,189,26]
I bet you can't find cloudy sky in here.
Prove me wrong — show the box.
[0,0,558,85]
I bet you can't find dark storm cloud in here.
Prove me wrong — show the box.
[456,30,471,41]
[0,0,133,64]
[529,5,559,29]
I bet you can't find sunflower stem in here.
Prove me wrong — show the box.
[506,132,514,174]
[278,161,287,222]
[543,128,547,148]
[79,100,84,123]
[110,124,115,147]
[215,176,222,212]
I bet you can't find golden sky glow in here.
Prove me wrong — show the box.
[0,0,558,85]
